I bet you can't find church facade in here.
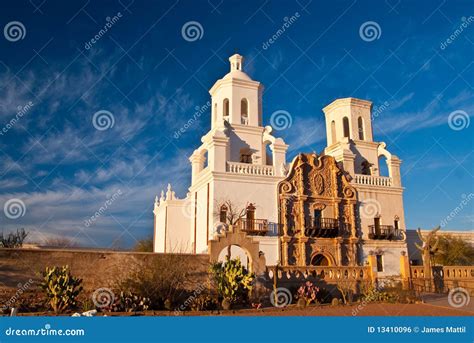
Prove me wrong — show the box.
[153,54,408,277]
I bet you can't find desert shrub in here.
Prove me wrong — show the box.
[109,291,150,312]
[360,284,399,304]
[40,266,83,313]
[115,255,189,309]
[296,281,319,306]
[190,294,219,311]
[316,288,332,304]
[0,228,28,248]
[209,257,254,305]
[133,237,153,252]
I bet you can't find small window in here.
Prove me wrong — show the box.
[358,117,364,140]
[343,117,350,138]
[376,255,384,272]
[223,98,229,117]
[241,99,248,124]
[330,120,336,144]
[394,218,399,230]
[219,205,228,223]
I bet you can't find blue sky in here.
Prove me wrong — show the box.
[0,0,472,248]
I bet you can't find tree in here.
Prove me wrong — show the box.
[433,234,474,266]
[0,228,28,248]
[133,237,154,252]
[214,199,248,225]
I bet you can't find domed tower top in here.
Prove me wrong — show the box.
[223,54,252,81]
[209,54,263,128]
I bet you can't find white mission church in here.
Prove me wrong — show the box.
[153,54,408,277]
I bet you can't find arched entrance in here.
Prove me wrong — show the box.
[217,244,249,269]
[311,253,330,266]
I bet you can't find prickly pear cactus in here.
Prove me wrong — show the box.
[40,266,83,313]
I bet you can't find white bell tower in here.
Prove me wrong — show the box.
[209,54,263,128]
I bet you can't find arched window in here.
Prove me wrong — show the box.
[241,98,248,124]
[343,117,350,138]
[358,116,364,140]
[330,120,336,144]
[219,205,228,223]
[223,98,229,118]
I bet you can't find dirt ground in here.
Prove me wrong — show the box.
[13,303,473,317]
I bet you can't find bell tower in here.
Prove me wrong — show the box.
[209,54,263,128]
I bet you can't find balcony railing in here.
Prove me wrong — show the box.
[304,218,341,238]
[237,218,270,236]
[353,174,393,187]
[227,161,274,176]
[368,225,399,240]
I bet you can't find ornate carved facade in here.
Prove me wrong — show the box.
[278,153,359,267]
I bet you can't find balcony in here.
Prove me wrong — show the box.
[368,225,399,240]
[353,174,393,187]
[237,218,271,236]
[304,218,341,238]
[227,161,274,176]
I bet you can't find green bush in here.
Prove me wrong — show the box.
[210,257,254,305]
[40,266,83,313]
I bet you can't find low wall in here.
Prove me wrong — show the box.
[0,248,210,292]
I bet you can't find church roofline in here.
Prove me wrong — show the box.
[322,97,373,114]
